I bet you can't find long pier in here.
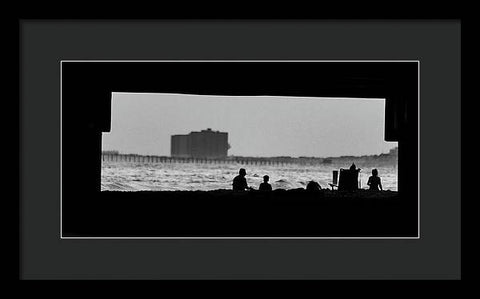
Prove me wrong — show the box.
[101,153,333,166]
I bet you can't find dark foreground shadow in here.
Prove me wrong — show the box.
[62,189,417,237]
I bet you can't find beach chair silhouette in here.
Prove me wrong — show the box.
[329,170,339,190]
[338,168,359,191]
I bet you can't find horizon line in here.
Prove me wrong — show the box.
[100,151,398,159]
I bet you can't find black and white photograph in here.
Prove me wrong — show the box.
[61,61,419,238]
[19,19,462,280]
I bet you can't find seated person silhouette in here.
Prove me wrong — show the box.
[337,162,361,191]
[349,162,361,172]
[259,175,272,191]
[232,168,252,191]
[306,180,322,191]
[367,168,383,191]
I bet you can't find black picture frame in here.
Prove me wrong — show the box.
[19,18,463,280]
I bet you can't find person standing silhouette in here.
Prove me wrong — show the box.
[232,168,250,191]
[367,168,383,191]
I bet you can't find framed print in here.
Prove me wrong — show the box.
[20,19,461,280]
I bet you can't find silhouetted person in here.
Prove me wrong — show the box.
[338,163,361,191]
[350,162,361,172]
[232,168,251,191]
[367,169,383,191]
[306,180,322,191]
[259,175,272,191]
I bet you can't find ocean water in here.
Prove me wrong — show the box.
[101,160,398,192]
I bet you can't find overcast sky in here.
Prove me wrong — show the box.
[102,93,397,157]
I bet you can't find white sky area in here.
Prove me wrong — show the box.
[102,93,397,157]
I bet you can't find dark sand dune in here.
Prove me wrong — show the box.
[62,189,417,237]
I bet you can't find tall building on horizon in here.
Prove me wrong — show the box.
[171,128,229,159]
